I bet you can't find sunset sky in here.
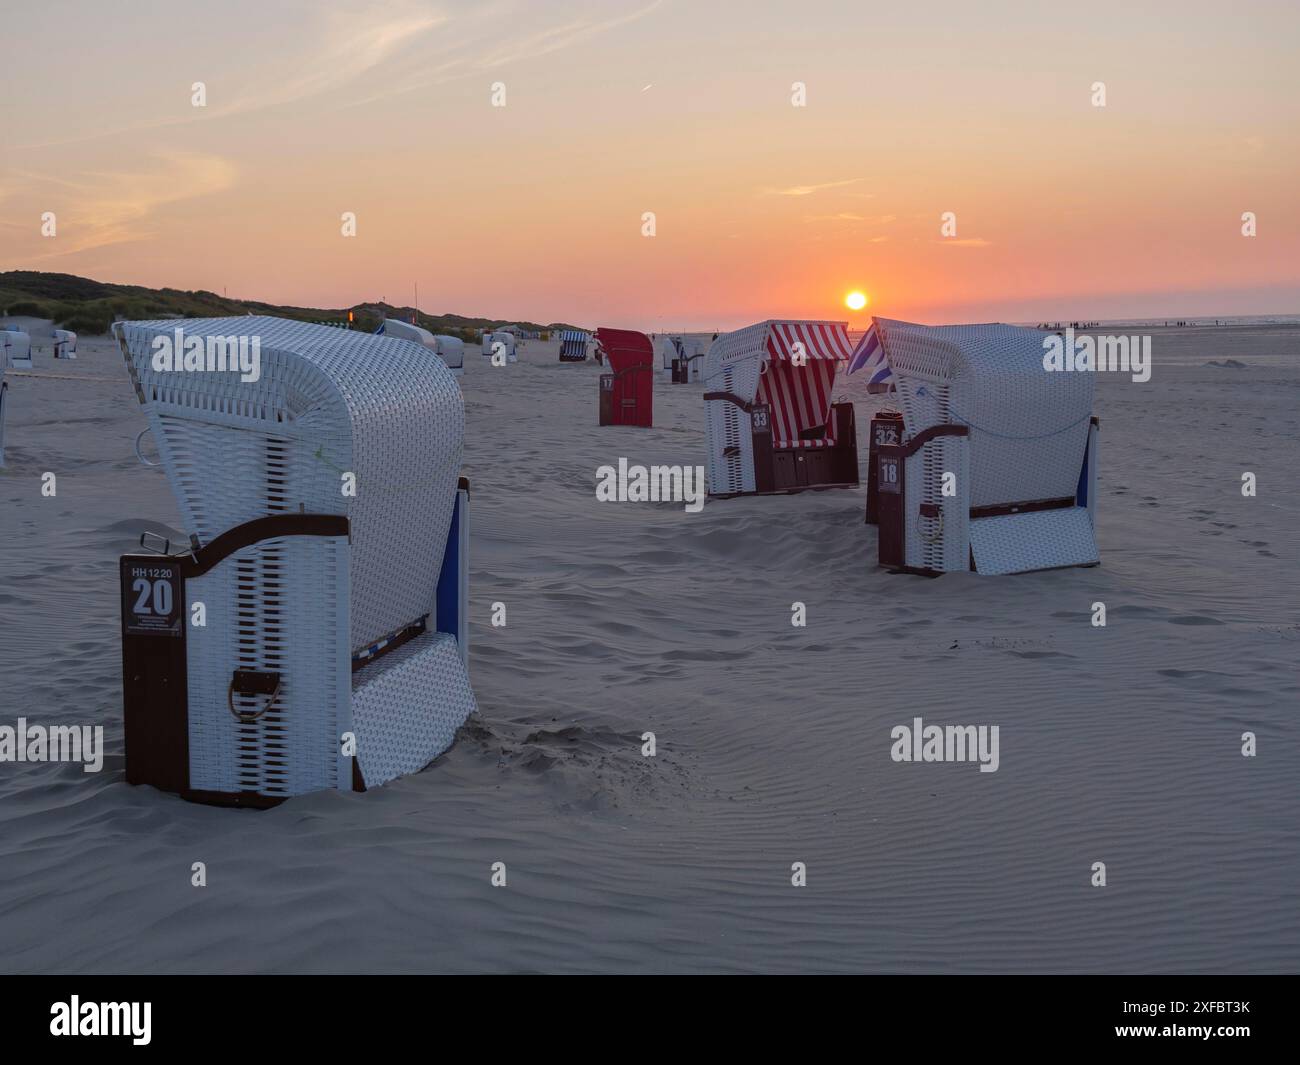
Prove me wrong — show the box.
[2,0,1297,329]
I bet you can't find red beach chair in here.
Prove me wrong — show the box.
[595,327,654,427]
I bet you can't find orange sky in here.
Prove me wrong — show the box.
[2,0,1298,328]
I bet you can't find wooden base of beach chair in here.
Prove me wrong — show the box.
[865,410,905,524]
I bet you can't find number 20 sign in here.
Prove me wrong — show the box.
[121,560,183,636]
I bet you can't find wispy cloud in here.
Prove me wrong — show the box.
[936,237,992,247]
[219,8,446,115]
[15,6,444,150]
[16,152,237,259]
[474,2,661,70]
[804,212,895,224]
[764,179,865,197]
[335,1,666,108]
[17,1,663,147]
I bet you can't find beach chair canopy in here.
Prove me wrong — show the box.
[379,318,434,344]
[847,322,893,392]
[874,317,1094,509]
[704,320,853,448]
[594,327,652,373]
[657,334,684,369]
[378,319,464,373]
[3,329,32,367]
[433,335,464,369]
[684,336,709,379]
[115,316,464,652]
[559,329,590,359]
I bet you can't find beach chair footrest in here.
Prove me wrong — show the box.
[351,631,476,787]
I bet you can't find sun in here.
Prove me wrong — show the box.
[845,291,868,311]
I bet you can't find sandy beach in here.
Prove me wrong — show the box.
[1,320,1296,974]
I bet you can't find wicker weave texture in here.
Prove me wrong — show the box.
[879,320,1093,508]
[969,507,1098,574]
[185,535,352,796]
[116,317,464,651]
[351,631,477,786]
[703,328,764,496]
[904,435,971,572]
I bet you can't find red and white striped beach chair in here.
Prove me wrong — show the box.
[703,320,859,497]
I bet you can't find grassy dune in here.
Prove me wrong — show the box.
[0,270,580,340]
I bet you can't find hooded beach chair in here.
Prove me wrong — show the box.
[434,334,465,373]
[487,330,517,363]
[703,320,858,497]
[681,337,707,383]
[3,329,32,369]
[52,328,78,359]
[656,335,684,379]
[378,319,464,376]
[595,327,654,427]
[868,318,1099,576]
[559,329,590,361]
[112,316,475,806]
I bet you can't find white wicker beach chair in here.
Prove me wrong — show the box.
[378,319,464,376]
[52,328,78,359]
[703,320,858,497]
[3,329,33,369]
[870,318,1099,575]
[682,337,707,383]
[113,316,475,806]
[656,334,682,377]
[488,330,517,362]
[433,334,465,373]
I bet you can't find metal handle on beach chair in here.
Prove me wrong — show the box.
[138,531,172,555]
[918,502,945,544]
[227,670,282,722]
[134,426,162,467]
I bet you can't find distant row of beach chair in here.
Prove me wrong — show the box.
[577,318,1099,581]
[2,326,77,367]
